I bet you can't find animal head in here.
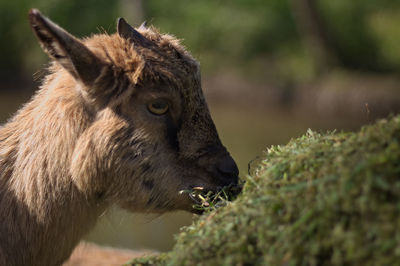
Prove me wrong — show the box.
[28,9,239,213]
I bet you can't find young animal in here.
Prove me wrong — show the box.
[0,9,239,266]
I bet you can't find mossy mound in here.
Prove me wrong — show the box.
[128,115,400,265]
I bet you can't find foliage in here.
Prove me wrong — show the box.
[319,0,400,71]
[128,114,400,265]
[145,0,307,81]
[1,0,400,85]
[145,0,400,80]
[0,0,120,77]
[179,184,242,213]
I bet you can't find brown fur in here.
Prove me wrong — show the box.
[0,10,238,265]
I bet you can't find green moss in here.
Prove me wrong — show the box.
[128,115,400,265]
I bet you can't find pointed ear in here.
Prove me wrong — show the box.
[138,21,148,31]
[29,9,104,86]
[117,18,152,47]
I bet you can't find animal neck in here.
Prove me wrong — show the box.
[0,176,103,265]
[0,77,104,265]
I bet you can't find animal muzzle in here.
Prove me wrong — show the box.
[195,147,241,194]
[182,152,242,213]
[214,153,239,187]
[196,152,240,198]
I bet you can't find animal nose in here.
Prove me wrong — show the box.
[218,155,239,176]
[216,154,239,186]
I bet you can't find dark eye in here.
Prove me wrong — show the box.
[147,100,169,115]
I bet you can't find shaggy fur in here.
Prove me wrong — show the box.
[0,9,238,266]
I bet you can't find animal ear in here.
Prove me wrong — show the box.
[29,9,104,86]
[117,18,152,47]
[138,21,148,31]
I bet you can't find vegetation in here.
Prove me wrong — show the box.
[128,114,400,265]
[179,184,242,213]
[0,0,120,79]
[2,0,400,85]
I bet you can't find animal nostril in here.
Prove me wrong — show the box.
[217,155,239,177]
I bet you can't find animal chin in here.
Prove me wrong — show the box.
[191,207,206,215]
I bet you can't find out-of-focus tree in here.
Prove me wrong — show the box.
[0,0,121,87]
[1,0,400,89]
[145,0,306,82]
[290,0,341,73]
[316,0,400,73]
[120,0,144,26]
[145,0,400,81]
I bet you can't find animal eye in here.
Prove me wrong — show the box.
[147,100,169,115]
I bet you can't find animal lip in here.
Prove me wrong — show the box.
[179,186,210,205]
[188,191,202,205]
[181,183,243,213]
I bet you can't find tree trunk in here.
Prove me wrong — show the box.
[290,0,342,73]
[119,0,145,25]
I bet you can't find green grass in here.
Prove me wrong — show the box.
[127,114,400,265]
[178,184,243,213]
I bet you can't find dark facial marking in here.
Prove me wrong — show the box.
[140,162,152,173]
[165,115,180,151]
[143,179,154,190]
[95,191,105,200]
[191,110,200,123]
[113,103,123,116]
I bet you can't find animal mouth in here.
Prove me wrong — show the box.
[180,183,243,213]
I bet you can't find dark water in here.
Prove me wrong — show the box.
[0,92,360,252]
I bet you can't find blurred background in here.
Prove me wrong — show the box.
[1,0,400,252]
